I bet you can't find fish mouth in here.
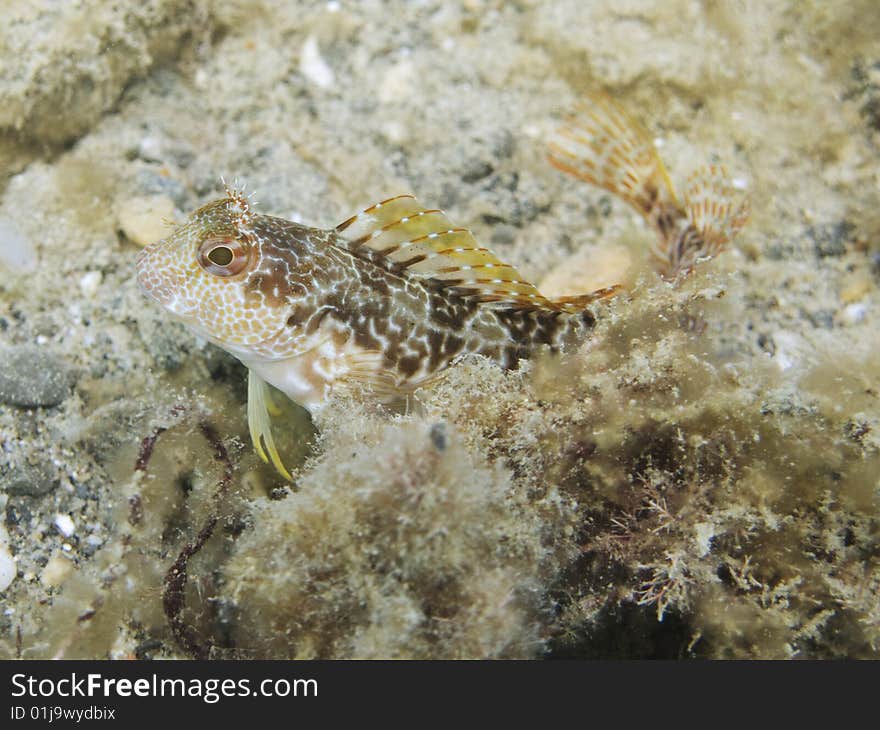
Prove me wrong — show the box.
[134,246,160,300]
[134,245,183,313]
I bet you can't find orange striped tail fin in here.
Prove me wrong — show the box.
[549,90,748,279]
[680,165,750,266]
[548,90,680,219]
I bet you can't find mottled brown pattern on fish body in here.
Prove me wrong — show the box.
[241,211,593,387]
[137,191,603,416]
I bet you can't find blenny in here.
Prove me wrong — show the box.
[136,91,747,478]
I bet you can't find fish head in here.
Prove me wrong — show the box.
[136,195,301,352]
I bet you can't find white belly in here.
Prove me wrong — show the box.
[242,349,332,409]
[239,331,395,410]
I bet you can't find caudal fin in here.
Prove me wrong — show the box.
[549,91,748,280]
[680,165,749,267]
[548,90,679,219]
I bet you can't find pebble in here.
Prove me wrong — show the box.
[300,35,335,89]
[771,331,804,372]
[82,533,104,557]
[2,462,59,497]
[5,502,31,527]
[808,221,852,258]
[840,272,873,304]
[78,270,103,297]
[137,136,164,162]
[461,159,494,184]
[378,59,415,103]
[0,345,72,407]
[54,513,75,538]
[429,422,447,451]
[843,303,867,325]
[136,169,188,207]
[0,543,15,593]
[115,194,177,247]
[694,521,715,558]
[380,120,409,145]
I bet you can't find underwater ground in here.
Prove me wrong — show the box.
[0,0,878,659]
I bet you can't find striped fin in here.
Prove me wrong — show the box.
[548,90,679,218]
[336,194,555,308]
[331,348,441,399]
[683,165,749,259]
[548,285,622,312]
[335,195,427,249]
[650,164,750,277]
[550,91,748,280]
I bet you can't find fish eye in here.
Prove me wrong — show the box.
[197,236,249,276]
[208,246,233,266]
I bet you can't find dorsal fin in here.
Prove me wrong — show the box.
[547,286,622,312]
[335,194,556,309]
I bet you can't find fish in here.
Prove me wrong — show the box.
[136,90,747,479]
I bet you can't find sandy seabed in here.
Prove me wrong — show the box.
[0,0,878,659]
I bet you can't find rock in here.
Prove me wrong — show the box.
[0,345,72,407]
[54,514,75,538]
[0,543,15,593]
[115,194,177,247]
[539,243,636,298]
[299,35,335,90]
[0,1,217,147]
[40,551,73,588]
[2,463,59,497]
[808,221,853,258]
[0,218,37,273]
